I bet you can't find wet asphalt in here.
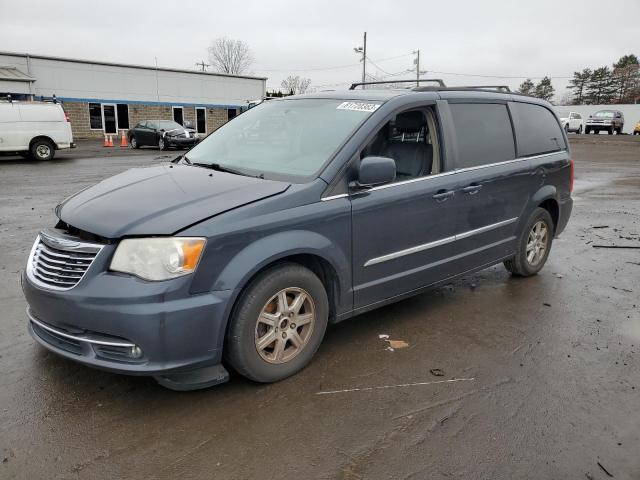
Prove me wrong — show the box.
[0,136,639,479]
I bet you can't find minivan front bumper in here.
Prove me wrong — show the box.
[22,269,235,387]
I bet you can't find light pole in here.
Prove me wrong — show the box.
[413,49,420,87]
[354,32,367,88]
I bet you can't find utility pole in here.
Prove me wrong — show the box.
[195,60,210,72]
[354,32,367,89]
[414,49,420,87]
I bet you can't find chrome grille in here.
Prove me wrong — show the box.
[26,229,103,290]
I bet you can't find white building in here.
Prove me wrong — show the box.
[0,51,266,138]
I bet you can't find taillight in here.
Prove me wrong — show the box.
[64,111,70,122]
[569,159,574,193]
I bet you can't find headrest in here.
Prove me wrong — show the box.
[395,111,426,133]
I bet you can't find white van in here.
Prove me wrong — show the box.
[0,101,74,160]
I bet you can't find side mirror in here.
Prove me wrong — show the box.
[615,113,622,118]
[355,156,396,188]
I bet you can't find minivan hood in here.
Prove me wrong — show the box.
[57,164,290,238]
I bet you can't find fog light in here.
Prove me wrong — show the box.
[130,345,143,359]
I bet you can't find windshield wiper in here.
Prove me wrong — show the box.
[192,162,257,178]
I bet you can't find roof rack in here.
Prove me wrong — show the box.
[349,79,446,90]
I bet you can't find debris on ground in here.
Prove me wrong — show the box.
[379,334,409,351]
[543,302,551,307]
[593,244,640,249]
[592,225,609,229]
[430,368,445,377]
[597,461,614,477]
[316,377,475,395]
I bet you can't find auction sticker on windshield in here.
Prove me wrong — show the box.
[336,102,381,112]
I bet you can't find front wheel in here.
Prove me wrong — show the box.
[30,139,55,160]
[504,208,554,277]
[225,263,329,383]
[129,136,139,149]
[158,137,168,150]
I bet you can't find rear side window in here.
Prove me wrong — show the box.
[510,102,566,157]
[449,103,515,169]
[89,103,102,130]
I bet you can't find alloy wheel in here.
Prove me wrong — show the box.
[526,220,549,266]
[36,144,51,159]
[254,287,316,364]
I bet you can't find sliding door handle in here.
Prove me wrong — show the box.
[462,184,482,195]
[432,190,455,202]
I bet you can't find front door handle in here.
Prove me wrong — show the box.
[462,184,482,195]
[432,190,455,202]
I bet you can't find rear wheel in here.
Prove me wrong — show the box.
[504,208,554,277]
[577,125,583,134]
[585,127,591,134]
[30,139,55,160]
[225,263,329,383]
[608,127,614,135]
[564,123,569,133]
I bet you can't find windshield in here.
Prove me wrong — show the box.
[555,111,570,119]
[593,111,615,118]
[157,120,184,130]
[186,99,379,181]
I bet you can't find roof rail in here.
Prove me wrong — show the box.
[349,79,446,90]
[457,85,511,92]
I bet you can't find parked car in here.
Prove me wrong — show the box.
[23,84,573,390]
[585,109,624,135]
[555,110,583,134]
[0,100,74,160]
[633,120,640,135]
[128,120,198,150]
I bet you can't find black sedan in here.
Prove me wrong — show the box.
[128,120,199,150]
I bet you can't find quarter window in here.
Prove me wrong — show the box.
[88,103,102,129]
[509,102,566,157]
[449,103,515,169]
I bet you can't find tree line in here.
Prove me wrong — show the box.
[518,54,639,105]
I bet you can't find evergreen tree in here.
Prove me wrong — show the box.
[534,77,555,102]
[586,66,616,104]
[518,78,535,96]
[567,69,592,105]
[612,54,640,104]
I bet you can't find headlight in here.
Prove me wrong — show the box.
[110,237,206,281]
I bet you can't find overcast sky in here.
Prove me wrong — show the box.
[1,0,638,99]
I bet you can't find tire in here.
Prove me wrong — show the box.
[616,127,622,135]
[608,127,614,135]
[504,207,554,277]
[129,136,139,149]
[577,125,583,134]
[158,137,168,151]
[225,263,329,383]
[564,123,569,133]
[585,127,591,135]
[30,139,55,160]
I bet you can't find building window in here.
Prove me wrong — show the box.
[173,106,184,126]
[89,103,103,129]
[196,107,206,134]
[228,108,237,120]
[116,104,129,130]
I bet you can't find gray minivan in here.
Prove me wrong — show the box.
[22,81,573,390]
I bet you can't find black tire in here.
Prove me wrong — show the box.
[577,125,583,134]
[225,263,329,383]
[30,138,55,160]
[564,123,569,133]
[129,136,139,149]
[158,137,168,151]
[585,127,591,135]
[608,127,614,135]
[616,127,623,135]
[504,207,554,277]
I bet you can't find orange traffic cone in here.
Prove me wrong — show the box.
[120,131,128,148]
[107,135,113,147]
[103,135,109,147]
